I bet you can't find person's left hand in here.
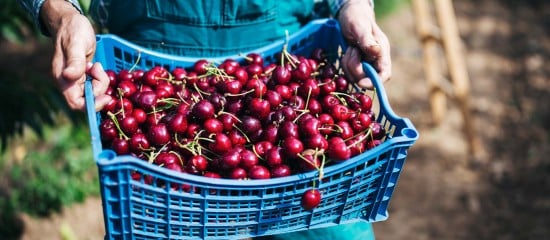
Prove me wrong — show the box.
[337,0,392,89]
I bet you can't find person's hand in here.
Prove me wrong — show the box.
[337,0,392,89]
[41,0,111,111]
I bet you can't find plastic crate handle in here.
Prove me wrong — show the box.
[84,78,103,159]
[362,62,396,119]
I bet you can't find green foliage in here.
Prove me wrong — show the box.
[0,0,39,43]
[374,0,408,19]
[1,0,91,44]
[0,67,81,152]
[3,123,99,217]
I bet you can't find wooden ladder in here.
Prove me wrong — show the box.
[411,0,482,160]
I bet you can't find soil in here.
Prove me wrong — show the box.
[9,0,550,239]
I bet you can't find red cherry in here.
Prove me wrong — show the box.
[120,116,139,136]
[305,133,329,151]
[271,164,292,178]
[117,69,134,82]
[281,137,304,158]
[334,76,349,92]
[129,133,150,153]
[156,82,175,99]
[279,121,299,139]
[220,148,241,169]
[319,78,337,95]
[166,112,188,134]
[111,137,130,155]
[232,67,249,85]
[261,124,279,143]
[187,155,208,172]
[147,123,171,146]
[106,70,118,87]
[299,117,320,137]
[350,112,372,132]
[245,78,267,98]
[298,78,320,98]
[223,80,243,95]
[230,167,248,180]
[248,165,271,179]
[117,80,137,98]
[292,61,312,82]
[136,91,158,110]
[301,189,321,210]
[131,108,147,124]
[239,149,259,170]
[203,118,223,134]
[247,97,271,120]
[330,104,354,122]
[327,137,351,161]
[154,152,180,166]
[273,65,291,85]
[245,53,264,66]
[298,153,321,172]
[191,99,216,120]
[265,90,283,109]
[318,113,335,136]
[218,113,239,132]
[193,59,209,75]
[346,134,367,157]
[228,129,248,146]
[306,98,323,115]
[274,84,293,101]
[253,141,274,158]
[336,121,354,140]
[370,122,386,140]
[265,147,284,167]
[172,67,187,80]
[100,119,117,142]
[209,133,233,154]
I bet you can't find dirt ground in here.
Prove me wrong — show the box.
[13,0,550,239]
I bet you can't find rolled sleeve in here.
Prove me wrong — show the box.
[17,0,83,35]
[326,0,374,17]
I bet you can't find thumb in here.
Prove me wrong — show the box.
[357,33,381,62]
[61,42,87,82]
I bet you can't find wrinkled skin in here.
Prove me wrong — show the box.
[338,0,392,89]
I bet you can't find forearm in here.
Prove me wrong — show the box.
[17,0,83,35]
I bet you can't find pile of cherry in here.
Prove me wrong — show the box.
[99,47,385,209]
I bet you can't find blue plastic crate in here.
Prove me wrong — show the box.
[85,18,418,240]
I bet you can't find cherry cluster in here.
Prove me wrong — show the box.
[99,47,386,184]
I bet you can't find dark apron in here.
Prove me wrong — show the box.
[98,0,314,57]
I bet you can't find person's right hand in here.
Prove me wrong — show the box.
[41,0,111,111]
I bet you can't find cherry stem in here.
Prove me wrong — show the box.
[330,91,358,106]
[107,112,129,140]
[251,145,264,161]
[232,125,252,143]
[345,128,373,149]
[224,88,254,97]
[128,50,141,72]
[218,111,243,123]
[148,144,169,164]
[193,83,211,98]
[174,133,198,156]
[293,110,311,124]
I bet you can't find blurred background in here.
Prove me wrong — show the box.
[0,0,548,239]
